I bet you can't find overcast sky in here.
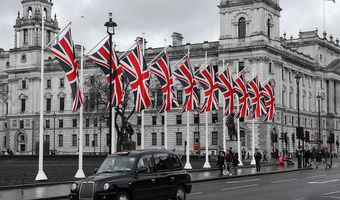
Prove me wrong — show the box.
[0,0,339,52]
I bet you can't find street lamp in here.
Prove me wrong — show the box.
[53,112,56,154]
[295,73,302,168]
[316,93,324,151]
[104,12,117,154]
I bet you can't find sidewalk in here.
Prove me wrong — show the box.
[0,161,321,200]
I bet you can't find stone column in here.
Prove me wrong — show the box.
[327,79,335,114]
[334,81,339,115]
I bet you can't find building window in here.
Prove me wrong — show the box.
[152,133,157,146]
[20,120,24,129]
[240,130,246,146]
[72,118,77,128]
[176,132,182,146]
[212,113,218,123]
[44,135,50,144]
[194,114,199,124]
[58,135,63,147]
[46,119,50,129]
[22,80,27,89]
[152,115,157,125]
[60,78,65,88]
[106,134,110,146]
[93,134,98,146]
[72,134,77,147]
[269,62,273,74]
[106,117,110,127]
[194,132,200,143]
[177,90,183,105]
[46,30,51,43]
[176,114,182,124]
[161,116,165,125]
[23,29,28,44]
[85,134,89,146]
[21,99,26,112]
[94,118,98,127]
[238,17,246,38]
[137,133,141,145]
[86,118,90,127]
[59,119,63,128]
[238,61,245,72]
[28,7,33,18]
[137,116,142,125]
[46,98,51,112]
[60,97,65,111]
[161,132,164,146]
[156,89,163,107]
[47,79,51,89]
[212,132,218,145]
[3,136,6,148]
[84,95,89,111]
[267,18,271,38]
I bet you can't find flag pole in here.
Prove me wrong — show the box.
[147,46,169,66]
[237,63,243,166]
[35,6,48,181]
[141,33,145,150]
[75,16,85,178]
[172,54,189,69]
[250,66,256,166]
[84,35,108,56]
[44,22,72,49]
[118,42,137,60]
[222,59,227,153]
[164,39,168,150]
[203,49,211,169]
[184,45,192,169]
[194,58,213,74]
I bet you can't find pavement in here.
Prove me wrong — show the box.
[1,159,333,200]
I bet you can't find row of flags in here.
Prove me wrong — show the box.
[50,26,276,121]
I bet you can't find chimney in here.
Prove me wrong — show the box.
[171,32,183,46]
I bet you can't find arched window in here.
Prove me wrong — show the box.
[28,7,33,19]
[267,19,271,38]
[238,17,246,38]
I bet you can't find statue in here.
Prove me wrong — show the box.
[226,113,237,141]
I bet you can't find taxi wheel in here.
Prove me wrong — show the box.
[172,185,186,200]
[115,191,131,200]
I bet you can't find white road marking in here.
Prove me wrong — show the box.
[321,196,340,199]
[221,184,258,191]
[272,178,297,184]
[306,174,327,179]
[188,192,203,196]
[322,191,340,196]
[226,179,261,184]
[308,179,339,184]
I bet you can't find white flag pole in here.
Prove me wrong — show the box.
[35,6,48,181]
[251,67,256,166]
[203,49,211,169]
[222,60,227,153]
[141,33,145,150]
[75,16,85,179]
[184,45,192,169]
[237,63,243,166]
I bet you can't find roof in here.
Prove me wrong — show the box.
[326,59,340,73]
[108,149,176,157]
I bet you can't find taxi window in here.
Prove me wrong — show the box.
[137,154,154,173]
[154,153,172,171]
[170,154,182,169]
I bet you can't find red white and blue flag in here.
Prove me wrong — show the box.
[217,66,235,116]
[149,51,178,114]
[88,39,124,108]
[247,76,266,119]
[234,71,249,118]
[50,27,84,112]
[195,64,219,113]
[262,81,276,121]
[173,56,199,114]
[120,43,152,112]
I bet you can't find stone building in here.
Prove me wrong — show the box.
[0,0,339,156]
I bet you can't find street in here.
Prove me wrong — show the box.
[188,168,340,200]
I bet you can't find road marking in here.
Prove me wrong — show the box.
[293,198,306,200]
[226,179,261,184]
[188,192,203,196]
[306,174,327,179]
[308,179,339,184]
[272,178,297,184]
[221,184,258,191]
[321,196,340,199]
[322,191,340,196]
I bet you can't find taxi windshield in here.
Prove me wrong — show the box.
[97,155,136,174]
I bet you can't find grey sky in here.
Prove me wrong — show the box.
[0,0,339,51]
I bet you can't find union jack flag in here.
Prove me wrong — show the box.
[50,27,84,112]
[234,71,250,118]
[262,81,276,121]
[149,51,178,114]
[88,38,124,108]
[247,76,266,119]
[173,56,199,114]
[195,64,219,113]
[217,66,235,116]
[120,43,152,112]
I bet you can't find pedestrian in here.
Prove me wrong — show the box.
[310,148,318,169]
[263,149,268,162]
[304,150,311,167]
[254,148,262,172]
[325,151,332,170]
[232,151,240,174]
[217,151,225,176]
[241,148,246,160]
[225,147,234,175]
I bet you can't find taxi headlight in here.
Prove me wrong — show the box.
[103,183,110,191]
[70,183,77,191]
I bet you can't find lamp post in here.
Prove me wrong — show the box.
[32,121,35,155]
[316,93,323,151]
[53,112,56,154]
[295,73,302,168]
[104,13,117,154]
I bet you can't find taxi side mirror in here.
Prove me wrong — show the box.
[137,166,148,174]
[94,168,98,174]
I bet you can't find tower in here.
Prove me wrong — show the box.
[14,0,60,48]
[219,0,281,47]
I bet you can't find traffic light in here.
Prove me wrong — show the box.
[284,132,288,143]
[296,127,304,140]
[291,133,295,144]
[330,133,335,143]
[305,131,310,143]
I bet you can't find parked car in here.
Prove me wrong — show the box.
[69,149,192,200]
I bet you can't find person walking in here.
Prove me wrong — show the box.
[241,148,246,160]
[232,151,240,175]
[263,149,268,162]
[254,148,262,172]
[217,151,225,176]
[225,147,234,175]
[304,150,311,167]
[310,148,318,169]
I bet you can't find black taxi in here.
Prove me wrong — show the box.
[69,149,192,200]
